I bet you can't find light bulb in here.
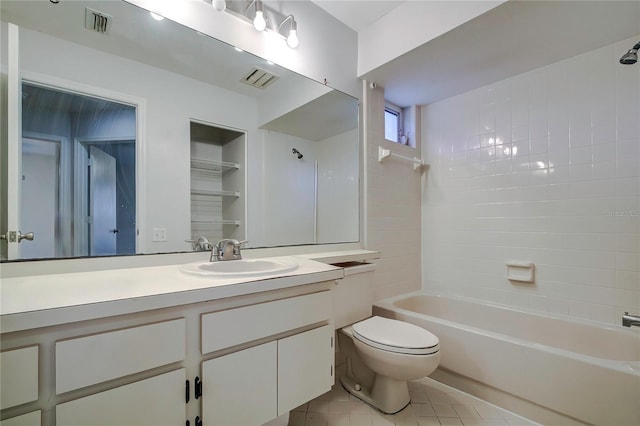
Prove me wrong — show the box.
[212,0,226,12]
[150,12,164,21]
[253,10,266,31]
[287,29,298,48]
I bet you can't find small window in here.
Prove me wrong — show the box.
[384,108,399,142]
[384,102,404,143]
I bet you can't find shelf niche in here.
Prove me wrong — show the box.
[190,121,245,246]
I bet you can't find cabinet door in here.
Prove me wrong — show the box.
[56,369,185,426]
[0,411,41,426]
[56,318,185,393]
[202,342,277,426]
[0,346,38,409]
[278,325,333,415]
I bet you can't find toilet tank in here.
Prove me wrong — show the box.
[332,262,375,329]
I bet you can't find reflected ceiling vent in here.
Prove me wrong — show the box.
[85,8,112,34]
[240,67,279,90]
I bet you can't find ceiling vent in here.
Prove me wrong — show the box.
[240,67,279,90]
[85,8,112,34]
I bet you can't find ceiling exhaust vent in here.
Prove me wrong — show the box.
[85,8,112,34]
[240,67,279,90]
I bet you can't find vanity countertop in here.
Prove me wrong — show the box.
[0,256,343,333]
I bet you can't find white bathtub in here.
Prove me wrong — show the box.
[373,291,640,426]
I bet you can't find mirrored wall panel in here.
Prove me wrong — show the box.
[0,0,359,261]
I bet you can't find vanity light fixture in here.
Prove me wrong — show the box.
[252,0,267,31]
[279,15,298,49]
[216,0,300,49]
[212,0,226,12]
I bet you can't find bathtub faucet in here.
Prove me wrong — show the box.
[622,312,640,327]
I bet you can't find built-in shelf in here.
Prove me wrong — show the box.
[191,218,241,226]
[191,158,239,173]
[191,189,240,198]
[190,125,245,244]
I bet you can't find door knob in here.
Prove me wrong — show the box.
[0,231,35,243]
[18,231,35,242]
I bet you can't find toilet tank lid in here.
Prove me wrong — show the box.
[352,316,439,349]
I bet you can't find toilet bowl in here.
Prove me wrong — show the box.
[339,316,440,414]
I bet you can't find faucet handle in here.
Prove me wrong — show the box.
[230,240,249,258]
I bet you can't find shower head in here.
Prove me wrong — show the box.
[619,42,640,65]
[292,148,303,159]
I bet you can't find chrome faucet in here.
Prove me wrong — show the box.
[185,236,212,251]
[622,312,640,327]
[210,239,248,262]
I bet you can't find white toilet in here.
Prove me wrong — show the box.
[333,263,440,414]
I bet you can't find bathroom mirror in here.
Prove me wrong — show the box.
[0,0,359,261]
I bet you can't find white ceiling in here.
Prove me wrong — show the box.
[313,0,640,107]
[310,0,403,31]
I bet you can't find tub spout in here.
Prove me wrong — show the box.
[622,312,640,327]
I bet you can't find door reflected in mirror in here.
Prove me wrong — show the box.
[21,82,137,259]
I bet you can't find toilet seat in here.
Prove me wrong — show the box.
[352,316,439,355]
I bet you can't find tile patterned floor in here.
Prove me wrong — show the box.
[288,377,538,426]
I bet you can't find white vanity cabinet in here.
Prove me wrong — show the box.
[202,342,278,426]
[54,319,187,426]
[0,346,39,410]
[56,369,186,426]
[277,324,333,415]
[0,280,335,426]
[55,319,186,394]
[200,291,334,425]
[201,325,334,425]
[0,411,42,426]
[0,346,40,426]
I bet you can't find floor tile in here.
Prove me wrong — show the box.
[306,411,328,426]
[439,418,463,426]
[417,418,441,426]
[453,404,481,419]
[288,411,306,426]
[350,413,374,426]
[287,378,538,426]
[308,400,330,414]
[329,400,353,413]
[473,404,510,419]
[293,403,309,412]
[412,403,436,417]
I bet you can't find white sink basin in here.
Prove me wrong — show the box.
[181,258,298,278]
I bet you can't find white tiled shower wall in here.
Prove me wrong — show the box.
[421,36,640,325]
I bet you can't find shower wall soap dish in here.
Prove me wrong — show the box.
[506,261,535,283]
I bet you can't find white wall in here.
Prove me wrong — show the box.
[357,1,504,77]
[364,82,423,301]
[316,128,359,244]
[259,129,359,247]
[421,36,640,325]
[260,131,317,247]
